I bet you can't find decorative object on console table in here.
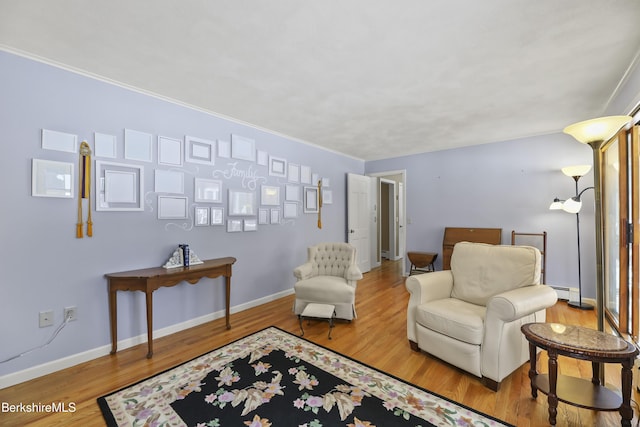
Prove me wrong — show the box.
[549,165,594,310]
[442,227,501,270]
[163,246,203,269]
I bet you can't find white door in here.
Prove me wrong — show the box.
[347,173,371,273]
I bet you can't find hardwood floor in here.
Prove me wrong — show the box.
[0,260,637,426]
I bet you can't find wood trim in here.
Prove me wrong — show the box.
[619,130,629,334]
[631,125,640,340]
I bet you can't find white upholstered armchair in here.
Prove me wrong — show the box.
[293,242,363,321]
[406,242,557,390]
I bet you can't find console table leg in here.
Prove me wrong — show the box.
[225,277,231,330]
[145,291,153,358]
[109,288,117,355]
[547,350,558,426]
[621,358,634,427]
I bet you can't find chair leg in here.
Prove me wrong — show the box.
[409,340,419,351]
[482,377,500,391]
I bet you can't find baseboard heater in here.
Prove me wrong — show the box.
[550,286,571,301]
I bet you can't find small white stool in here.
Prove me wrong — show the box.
[298,303,336,339]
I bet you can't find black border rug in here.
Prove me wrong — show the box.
[98,327,513,426]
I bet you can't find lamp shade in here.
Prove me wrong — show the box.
[549,198,564,210]
[563,116,631,144]
[561,164,592,178]
[562,197,582,214]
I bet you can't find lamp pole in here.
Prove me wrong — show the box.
[568,180,595,310]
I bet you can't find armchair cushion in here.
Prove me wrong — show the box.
[451,242,541,305]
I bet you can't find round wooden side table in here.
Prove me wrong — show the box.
[521,323,638,426]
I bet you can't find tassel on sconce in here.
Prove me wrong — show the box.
[317,180,323,229]
[77,141,93,238]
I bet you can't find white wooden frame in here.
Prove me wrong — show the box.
[304,186,319,213]
[185,135,215,165]
[42,129,77,153]
[288,163,300,182]
[94,132,117,158]
[244,218,258,232]
[154,169,184,194]
[195,206,210,226]
[271,208,282,224]
[211,207,224,225]
[259,208,269,224]
[231,134,256,162]
[260,185,280,206]
[227,218,243,232]
[158,196,188,219]
[96,160,144,211]
[124,129,153,162]
[228,189,256,216]
[158,136,183,166]
[195,178,222,203]
[285,184,300,202]
[283,202,298,218]
[31,159,74,198]
[269,156,287,177]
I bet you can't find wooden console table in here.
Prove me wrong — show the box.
[521,323,638,426]
[105,257,236,358]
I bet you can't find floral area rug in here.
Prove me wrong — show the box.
[98,327,512,427]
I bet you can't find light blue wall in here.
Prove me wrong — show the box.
[366,136,596,294]
[0,51,363,380]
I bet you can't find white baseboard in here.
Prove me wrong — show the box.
[0,288,294,389]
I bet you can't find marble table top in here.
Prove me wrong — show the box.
[526,323,629,352]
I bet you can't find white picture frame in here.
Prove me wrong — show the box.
[31,159,74,198]
[269,156,287,178]
[211,207,224,225]
[124,129,153,162]
[231,134,256,162]
[322,177,330,187]
[158,196,188,219]
[96,160,144,211]
[323,189,333,205]
[311,173,320,186]
[185,135,215,165]
[283,202,297,218]
[154,169,184,194]
[260,185,280,206]
[259,208,269,225]
[195,178,222,203]
[285,184,300,202]
[195,206,210,226]
[257,150,268,166]
[300,165,312,184]
[227,218,243,233]
[288,163,300,182]
[158,136,183,166]
[42,129,77,153]
[304,186,319,213]
[271,208,281,224]
[228,189,256,216]
[244,218,258,232]
[94,132,117,158]
[217,140,231,158]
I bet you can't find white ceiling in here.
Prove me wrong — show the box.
[2,1,640,161]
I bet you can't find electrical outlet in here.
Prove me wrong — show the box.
[39,310,54,328]
[63,306,77,322]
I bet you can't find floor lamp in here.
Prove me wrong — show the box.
[562,115,632,333]
[550,165,594,310]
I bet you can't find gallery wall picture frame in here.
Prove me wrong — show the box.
[231,134,256,162]
[260,185,280,206]
[271,208,281,224]
[304,186,319,213]
[300,165,312,184]
[211,207,224,225]
[259,208,269,225]
[94,132,117,158]
[158,196,188,219]
[96,160,144,211]
[285,184,300,202]
[32,158,74,198]
[322,177,330,187]
[155,169,185,194]
[227,218,243,233]
[124,129,153,162]
[257,150,268,166]
[244,218,258,232]
[322,189,333,204]
[195,206,210,226]
[186,135,215,165]
[158,136,183,166]
[217,140,231,158]
[228,189,256,216]
[42,129,78,153]
[311,173,320,186]
[195,178,222,203]
[288,163,300,182]
[283,202,298,218]
[269,156,287,178]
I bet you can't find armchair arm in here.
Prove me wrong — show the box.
[487,285,558,322]
[293,262,315,281]
[405,271,453,343]
[346,265,363,282]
